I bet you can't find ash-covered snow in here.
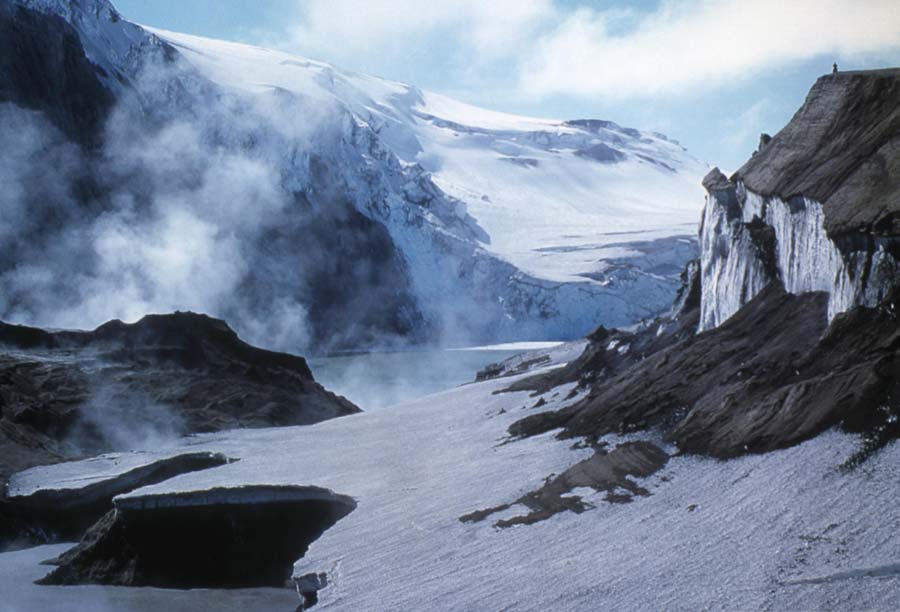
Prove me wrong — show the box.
[6,452,181,499]
[16,367,900,610]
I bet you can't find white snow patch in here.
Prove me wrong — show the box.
[13,369,900,611]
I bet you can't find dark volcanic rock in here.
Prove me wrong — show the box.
[460,441,669,527]
[575,142,626,163]
[509,282,900,459]
[735,68,900,236]
[38,485,356,590]
[0,3,114,147]
[5,452,229,549]
[0,312,359,499]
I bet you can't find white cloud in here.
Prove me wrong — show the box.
[519,0,900,98]
[279,0,900,100]
[283,0,553,73]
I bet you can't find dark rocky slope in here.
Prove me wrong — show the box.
[510,282,899,459]
[505,68,900,469]
[0,312,358,548]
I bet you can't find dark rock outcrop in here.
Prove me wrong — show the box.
[0,311,359,539]
[38,485,356,589]
[461,441,669,527]
[0,3,114,147]
[736,68,900,236]
[575,142,626,163]
[509,282,900,459]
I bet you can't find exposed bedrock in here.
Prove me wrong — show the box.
[461,441,669,527]
[736,68,900,237]
[509,282,900,460]
[38,485,356,590]
[0,312,359,548]
[1,452,229,550]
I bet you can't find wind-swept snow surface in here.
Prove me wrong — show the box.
[17,367,900,611]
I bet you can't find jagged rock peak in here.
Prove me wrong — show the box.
[701,167,731,191]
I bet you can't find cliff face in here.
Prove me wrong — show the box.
[0,3,114,147]
[736,68,900,236]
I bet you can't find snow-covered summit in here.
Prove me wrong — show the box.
[148,27,708,285]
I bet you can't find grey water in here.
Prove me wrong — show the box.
[0,544,299,612]
[308,348,521,410]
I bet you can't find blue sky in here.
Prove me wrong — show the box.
[116,0,900,171]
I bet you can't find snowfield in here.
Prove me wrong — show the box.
[11,363,900,611]
[149,27,707,286]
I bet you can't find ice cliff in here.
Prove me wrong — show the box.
[699,69,900,331]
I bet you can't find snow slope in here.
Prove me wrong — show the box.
[149,27,707,285]
[14,365,900,611]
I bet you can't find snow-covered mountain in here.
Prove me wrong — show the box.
[148,27,706,285]
[1,0,706,351]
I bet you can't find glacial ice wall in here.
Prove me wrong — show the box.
[698,186,770,331]
[699,181,899,332]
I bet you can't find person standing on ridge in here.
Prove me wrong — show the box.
[833,62,839,74]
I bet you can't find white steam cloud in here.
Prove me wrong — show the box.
[0,54,349,352]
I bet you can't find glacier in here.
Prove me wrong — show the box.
[3,0,707,350]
